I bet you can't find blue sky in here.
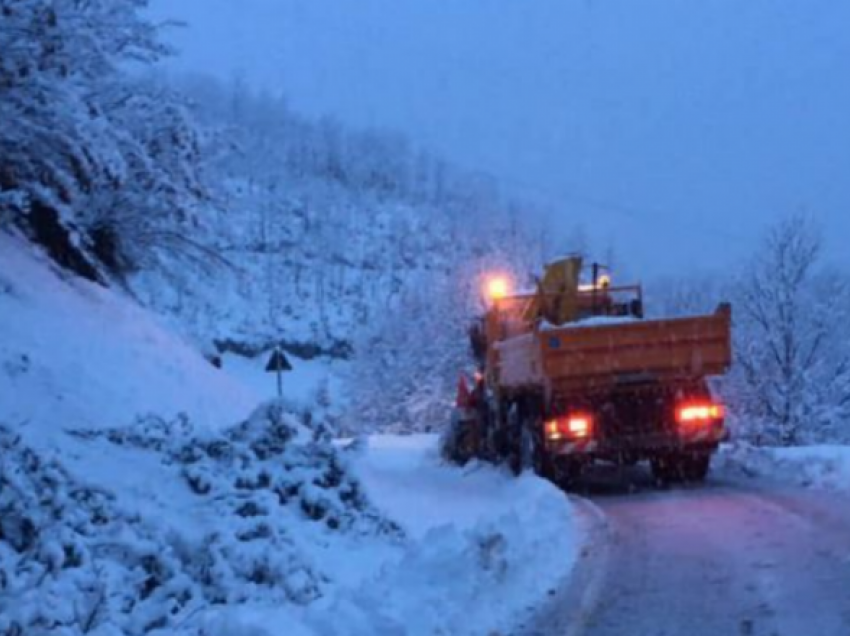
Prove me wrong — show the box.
[150,0,850,277]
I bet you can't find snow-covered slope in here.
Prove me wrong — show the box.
[0,233,256,445]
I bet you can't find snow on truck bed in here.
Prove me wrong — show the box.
[0,233,583,636]
[540,314,639,331]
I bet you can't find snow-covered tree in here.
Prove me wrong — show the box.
[729,215,850,445]
[0,0,207,278]
[344,218,552,435]
[346,276,469,434]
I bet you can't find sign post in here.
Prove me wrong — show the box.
[265,345,293,398]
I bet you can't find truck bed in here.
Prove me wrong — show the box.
[497,304,732,393]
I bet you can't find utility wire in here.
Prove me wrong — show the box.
[474,168,749,245]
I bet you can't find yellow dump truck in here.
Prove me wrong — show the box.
[450,257,732,486]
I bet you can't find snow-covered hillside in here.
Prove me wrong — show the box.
[0,233,582,635]
[124,75,551,434]
[1,0,551,438]
[0,233,256,442]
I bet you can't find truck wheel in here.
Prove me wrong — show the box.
[552,457,583,490]
[519,426,534,474]
[520,424,553,478]
[507,403,524,475]
[440,419,468,465]
[651,454,711,484]
[650,457,674,483]
[680,454,711,482]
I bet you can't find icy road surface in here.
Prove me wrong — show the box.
[522,466,850,636]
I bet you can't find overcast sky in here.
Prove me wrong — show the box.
[150,0,850,278]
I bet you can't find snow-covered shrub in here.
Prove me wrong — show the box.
[345,280,469,435]
[716,443,850,492]
[73,403,396,537]
[0,403,398,635]
[180,402,397,536]
[0,425,204,636]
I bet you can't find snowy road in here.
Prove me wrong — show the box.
[522,467,850,636]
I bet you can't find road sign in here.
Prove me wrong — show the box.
[265,348,292,372]
[265,346,293,397]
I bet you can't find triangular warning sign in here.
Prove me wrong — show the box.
[265,348,293,372]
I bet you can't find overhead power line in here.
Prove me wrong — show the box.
[472,168,749,245]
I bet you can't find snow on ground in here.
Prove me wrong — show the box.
[0,232,583,635]
[717,443,850,492]
[0,232,256,446]
[204,435,583,636]
[341,434,582,636]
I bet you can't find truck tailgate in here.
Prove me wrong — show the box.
[498,304,731,391]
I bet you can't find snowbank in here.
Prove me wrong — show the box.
[341,435,582,636]
[169,435,583,636]
[717,443,850,492]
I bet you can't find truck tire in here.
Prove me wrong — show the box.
[552,457,583,490]
[651,453,711,484]
[487,398,512,464]
[651,456,680,483]
[508,398,551,478]
[507,402,524,475]
[439,417,468,465]
[680,454,711,482]
[520,423,554,478]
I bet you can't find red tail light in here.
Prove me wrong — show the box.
[567,415,592,437]
[545,413,593,440]
[676,401,725,425]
